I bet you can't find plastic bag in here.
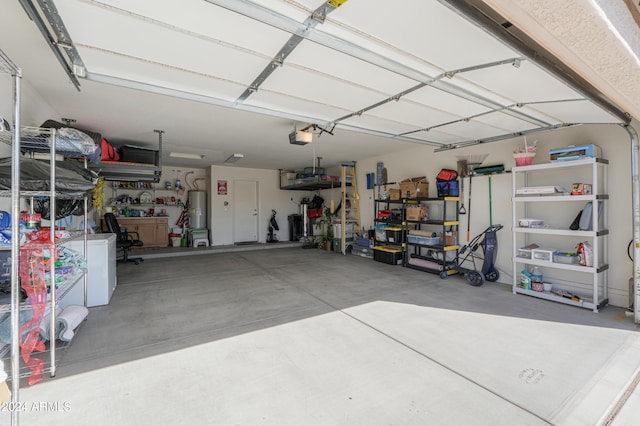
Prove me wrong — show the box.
[33,197,85,220]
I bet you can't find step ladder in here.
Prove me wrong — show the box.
[340,162,361,254]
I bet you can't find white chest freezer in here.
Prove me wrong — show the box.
[61,233,117,308]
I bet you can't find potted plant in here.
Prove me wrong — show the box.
[317,206,336,250]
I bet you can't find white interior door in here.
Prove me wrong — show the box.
[233,179,258,243]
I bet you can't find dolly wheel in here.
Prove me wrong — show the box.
[485,269,499,282]
[440,271,449,279]
[467,271,484,287]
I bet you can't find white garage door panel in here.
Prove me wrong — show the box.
[436,119,511,140]
[533,100,622,124]
[261,65,385,112]
[58,0,292,57]
[476,111,544,133]
[340,114,424,137]
[373,99,463,129]
[76,47,247,102]
[460,60,583,103]
[285,40,417,96]
[322,0,518,72]
[246,91,350,123]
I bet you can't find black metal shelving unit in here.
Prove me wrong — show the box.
[402,196,461,278]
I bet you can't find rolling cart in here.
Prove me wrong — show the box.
[450,224,503,286]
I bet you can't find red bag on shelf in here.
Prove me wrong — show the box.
[100,138,120,161]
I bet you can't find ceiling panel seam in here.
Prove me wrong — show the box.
[283,62,391,96]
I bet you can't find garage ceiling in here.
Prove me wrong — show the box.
[0,0,630,170]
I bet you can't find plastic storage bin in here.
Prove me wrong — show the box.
[333,222,356,238]
[553,252,579,264]
[407,235,440,246]
[385,227,406,244]
[355,236,373,247]
[373,246,403,265]
[351,245,373,258]
[374,228,387,242]
[518,218,544,228]
[531,248,557,262]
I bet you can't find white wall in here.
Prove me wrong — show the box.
[209,165,310,245]
[354,124,634,308]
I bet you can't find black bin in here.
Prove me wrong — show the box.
[288,214,303,241]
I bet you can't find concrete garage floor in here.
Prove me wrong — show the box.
[7,246,640,425]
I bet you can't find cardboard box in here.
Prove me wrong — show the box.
[399,177,429,198]
[389,189,401,200]
[440,231,458,246]
[571,183,592,195]
[405,206,429,221]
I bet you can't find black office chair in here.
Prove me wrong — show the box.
[104,213,144,265]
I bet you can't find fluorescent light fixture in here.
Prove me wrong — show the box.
[169,152,204,160]
[224,153,244,164]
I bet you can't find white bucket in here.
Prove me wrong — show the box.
[171,236,181,247]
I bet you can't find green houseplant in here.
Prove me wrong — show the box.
[316,206,336,250]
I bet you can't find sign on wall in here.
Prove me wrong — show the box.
[217,180,228,195]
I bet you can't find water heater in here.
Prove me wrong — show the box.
[188,190,207,229]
